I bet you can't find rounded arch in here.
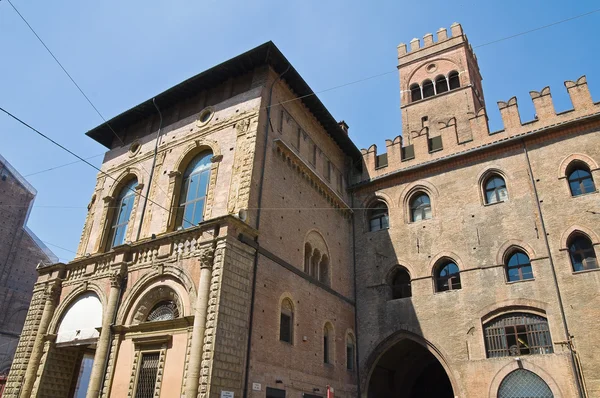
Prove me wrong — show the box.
[477,300,549,323]
[496,240,537,266]
[405,57,463,88]
[117,269,195,325]
[54,292,103,344]
[429,252,465,275]
[50,283,107,335]
[304,229,330,256]
[489,361,562,398]
[558,153,598,179]
[362,191,394,209]
[123,278,188,326]
[323,321,335,364]
[106,168,144,199]
[173,140,220,174]
[560,225,600,249]
[400,180,438,209]
[361,330,462,398]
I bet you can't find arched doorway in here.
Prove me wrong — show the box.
[498,369,553,398]
[367,338,454,398]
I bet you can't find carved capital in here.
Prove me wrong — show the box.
[168,170,182,180]
[199,248,215,269]
[109,271,124,288]
[103,195,115,204]
[210,155,223,163]
[45,283,62,302]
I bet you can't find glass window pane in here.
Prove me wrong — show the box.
[186,176,199,202]
[198,170,210,197]
[486,190,496,204]
[113,225,126,247]
[381,215,389,229]
[423,206,432,220]
[508,267,520,282]
[370,219,380,232]
[192,198,205,225]
[521,265,534,280]
[498,187,508,201]
[569,180,582,196]
[182,203,194,229]
[582,177,595,193]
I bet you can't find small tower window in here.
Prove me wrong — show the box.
[448,71,460,90]
[280,298,294,344]
[410,83,422,102]
[435,75,448,94]
[422,80,435,98]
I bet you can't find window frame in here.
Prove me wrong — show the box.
[409,192,432,223]
[483,174,508,205]
[505,251,534,283]
[568,234,598,272]
[106,178,138,250]
[368,201,389,232]
[483,312,553,358]
[410,83,422,102]
[176,152,213,229]
[435,261,461,292]
[279,299,294,344]
[567,164,596,197]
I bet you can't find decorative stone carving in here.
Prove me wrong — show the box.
[199,248,215,269]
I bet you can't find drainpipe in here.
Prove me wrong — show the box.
[242,64,290,398]
[350,168,362,398]
[522,140,585,398]
[136,98,163,241]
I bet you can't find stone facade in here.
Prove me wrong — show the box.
[6,24,600,398]
[0,154,57,391]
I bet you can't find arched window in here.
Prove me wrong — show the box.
[391,268,411,299]
[484,313,553,358]
[146,300,179,322]
[368,201,389,231]
[304,243,312,273]
[435,261,461,292]
[506,251,533,282]
[422,79,435,98]
[435,75,448,94]
[304,232,330,286]
[177,152,212,229]
[498,369,553,398]
[568,234,598,271]
[410,83,422,102]
[567,164,595,196]
[484,175,508,204]
[108,178,138,249]
[280,298,294,344]
[323,323,333,364]
[410,193,432,222]
[346,334,355,370]
[448,71,460,90]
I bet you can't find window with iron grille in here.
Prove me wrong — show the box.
[146,301,179,322]
[135,352,160,398]
[498,369,553,398]
[484,313,553,358]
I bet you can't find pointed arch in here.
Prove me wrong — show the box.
[489,361,562,398]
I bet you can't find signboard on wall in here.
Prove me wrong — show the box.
[221,391,234,398]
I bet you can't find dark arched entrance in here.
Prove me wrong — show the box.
[367,339,454,398]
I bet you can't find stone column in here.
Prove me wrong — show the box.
[86,270,123,398]
[186,248,214,398]
[20,282,61,398]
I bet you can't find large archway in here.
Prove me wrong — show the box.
[367,339,454,398]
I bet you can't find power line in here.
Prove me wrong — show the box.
[0,106,198,227]
[267,7,600,110]
[23,153,104,177]
[6,0,171,200]
[42,241,77,255]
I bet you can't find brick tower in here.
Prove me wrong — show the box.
[398,23,486,146]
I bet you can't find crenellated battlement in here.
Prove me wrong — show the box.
[353,75,599,185]
[397,23,477,64]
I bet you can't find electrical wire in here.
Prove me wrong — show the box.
[23,153,104,177]
[266,7,600,110]
[41,241,77,255]
[5,0,171,200]
[0,106,198,227]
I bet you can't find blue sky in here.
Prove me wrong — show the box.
[1,0,598,262]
